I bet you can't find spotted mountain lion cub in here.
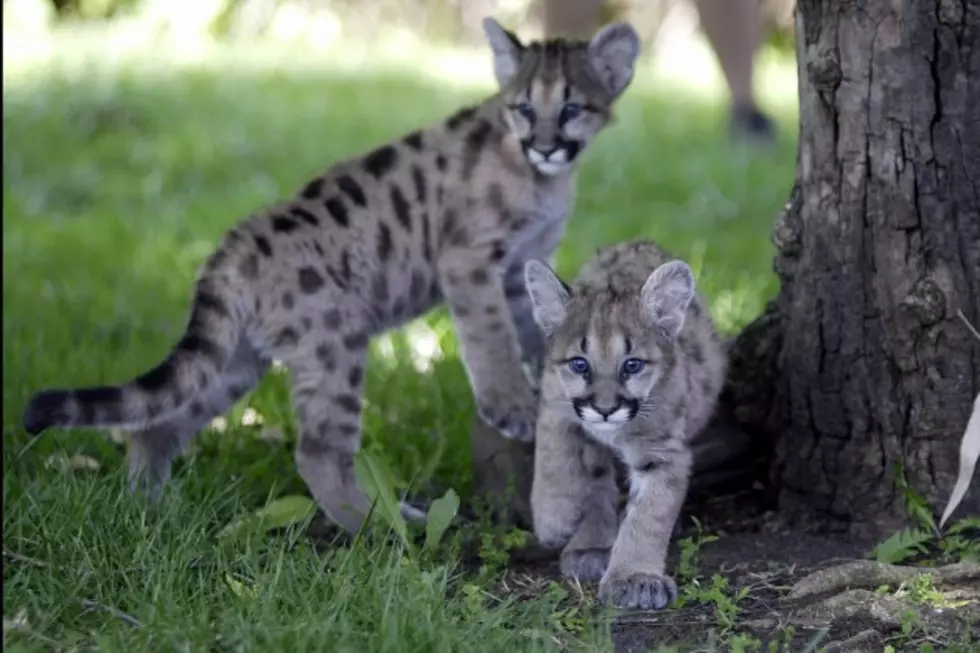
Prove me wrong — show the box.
[525,240,726,610]
[21,18,641,534]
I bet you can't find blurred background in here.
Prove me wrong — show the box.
[3,0,800,518]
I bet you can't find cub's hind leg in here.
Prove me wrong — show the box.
[531,411,619,582]
[127,338,269,497]
[275,323,374,536]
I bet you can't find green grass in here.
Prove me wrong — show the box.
[3,25,798,651]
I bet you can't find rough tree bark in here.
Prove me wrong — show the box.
[728,0,980,535]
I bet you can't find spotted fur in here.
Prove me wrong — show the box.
[525,240,726,610]
[21,18,640,535]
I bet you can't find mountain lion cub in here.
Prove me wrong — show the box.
[22,18,640,535]
[525,240,726,610]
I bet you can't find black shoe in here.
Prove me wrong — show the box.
[730,104,776,145]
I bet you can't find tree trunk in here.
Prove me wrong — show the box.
[728,0,980,536]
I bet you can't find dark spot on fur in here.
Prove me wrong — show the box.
[196,291,229,318]
[634,459,663,474]
[188,401,205,418]
[238,253,259,279]
[178,335,225,365]
[343,332,369,350]
[282,292,294,310]
[590,465,607,479]
[490,240,506,262]
[440,209,458,245]
[337,423,359,437]
[301,316,312,331]
[275,327,300,347]
[470,268,490,285]
[313,242,324,255]
[336,175,367,207]
[486,183,505,213]
[505,283,528,300]
[301,177,324,199]
[371,274,389,303]
[315,343,336,370]
[390,185,412,232]
[272,215,299,233]
[323,309,343,329]
[324,197,349,227]
[334,394,361,414]
[292,207,319,226]
[348,366,363,388]
[362,145,398,179]
[421,212,433,261]
[254,235,273,257]
[462,120,494,180]
[298,267,325,294]
[392,297,406,316]
[453,304,471,318]
[446,106,477,131]
[484,304,499,315]
[298,435,332,457]
[435,154,448,172]
[317,420,332,439]
[135,361,175,393]
[376,223,393,262]
[404,131,424,150]
[411,166,427,203]
[341,252,352,282]
[487,321,505,334]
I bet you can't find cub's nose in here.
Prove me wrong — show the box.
[591,400,622,419]
[534,144,560,158]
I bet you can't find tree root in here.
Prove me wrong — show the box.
[822,628,885,653]
[791,589,910,629]
[787,560,980,600]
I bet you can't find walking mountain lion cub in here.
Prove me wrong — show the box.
[525,240,726,610]
[21,18,641,535]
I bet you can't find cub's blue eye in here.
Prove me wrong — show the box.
[621,358,645,375]
[517,103,536,122]
[560,103,582,123]
[568,357,590,375]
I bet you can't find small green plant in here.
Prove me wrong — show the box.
[869,462,980,565]
[476,525,529,577]
[675,516,720,584]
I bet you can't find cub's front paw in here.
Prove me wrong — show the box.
[475,382,538,442]
[598,570,678,611]
[561,548,610,582]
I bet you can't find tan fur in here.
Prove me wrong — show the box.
[525,240,726,610]
[21,18,640,535]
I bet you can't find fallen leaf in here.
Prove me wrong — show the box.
[44,453,101,472]
[218,495,317,540]
[940,392,980,529]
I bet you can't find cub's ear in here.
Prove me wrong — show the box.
[639,260,695,339]
[587,22,641,99]
[483,17,525,88]
[524,259,571,336]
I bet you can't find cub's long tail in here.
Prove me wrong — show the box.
[22,264,247,435]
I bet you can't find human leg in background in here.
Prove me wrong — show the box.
[690,0,775,142]
[536,0,777,143]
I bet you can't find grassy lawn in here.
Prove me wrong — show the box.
[2,25,798,651]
